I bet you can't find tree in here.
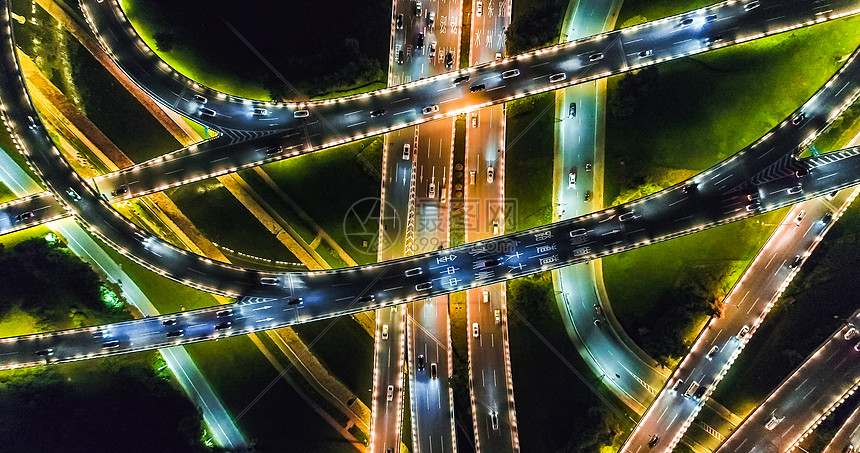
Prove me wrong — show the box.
[609,66,660,118]
[153,31,182,52]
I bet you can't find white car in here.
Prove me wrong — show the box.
[476,0,482,17]
[428,182,436,198]
[482,290,489,303]
[472,322,480,337]
[402,143,411,160]
[387,385,394,401]
[382,324,389,340]
[429,42,437,58]
[794,210,806,226]
[493,220,499,235]
[764,414,784,430]
[487,165,494,183]
[422,104,439,115]
[568,168,576,188]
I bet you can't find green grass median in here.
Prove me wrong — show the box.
[602,13,860,364]
[711,203,860,416]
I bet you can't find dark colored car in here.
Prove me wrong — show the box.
[215,321,232,330]
[418,354,425,370]
[568,102,576,118]
[788,255,802,269]
[470,83,486,93]
[445,52,454,69]
[453,75,470,84]
[483,258,501,268]
[15,211,34,221]
[111,186,128,197]
[396,14,403,29]
[370,109,386,118]
[792,112,806,125]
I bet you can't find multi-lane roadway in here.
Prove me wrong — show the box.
[717,309,860,452]
[2,0,860,432]
[0,0,853,302]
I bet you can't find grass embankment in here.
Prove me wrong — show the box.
[0,181,17,203]
[186,335,358,453]
[615,0,717,29]
[92,237,361,451]
[505,93,556,232]
[711,204,860,416]
[292,317,375,407]
[244,140,383,267]
[166,181,302,264]
[812,99,860,153]
[121,0,390,100]
[602,14,860,363]
[604,209,787,363]
[506,0,567,54]
[605,16,860,204]
[12,2,181,164]
[508,273,632,451]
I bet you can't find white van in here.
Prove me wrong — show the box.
[684,381,699,398]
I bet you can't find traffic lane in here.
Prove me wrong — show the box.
[82,0,293,133]
[71,0,860,211]
[822,401,860,453]
[372,304,405,453]
[51,32,860,225]
[10,0,860,354]
[410,297,454,453]
[382,130,416,256]
[468,285,515,450]
[83,0,857,149]
[559,265,658,410]
[416,0,462,74]
[0,192,67,235]
[410,117,457,450]
[464,111,516,451]
[4,151,860,369]
[625,194,846,450]
[470,0,509,64]
[718,312,860,452]
[559,85,597,215]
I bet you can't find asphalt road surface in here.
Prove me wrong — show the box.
[717,310,860,452]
